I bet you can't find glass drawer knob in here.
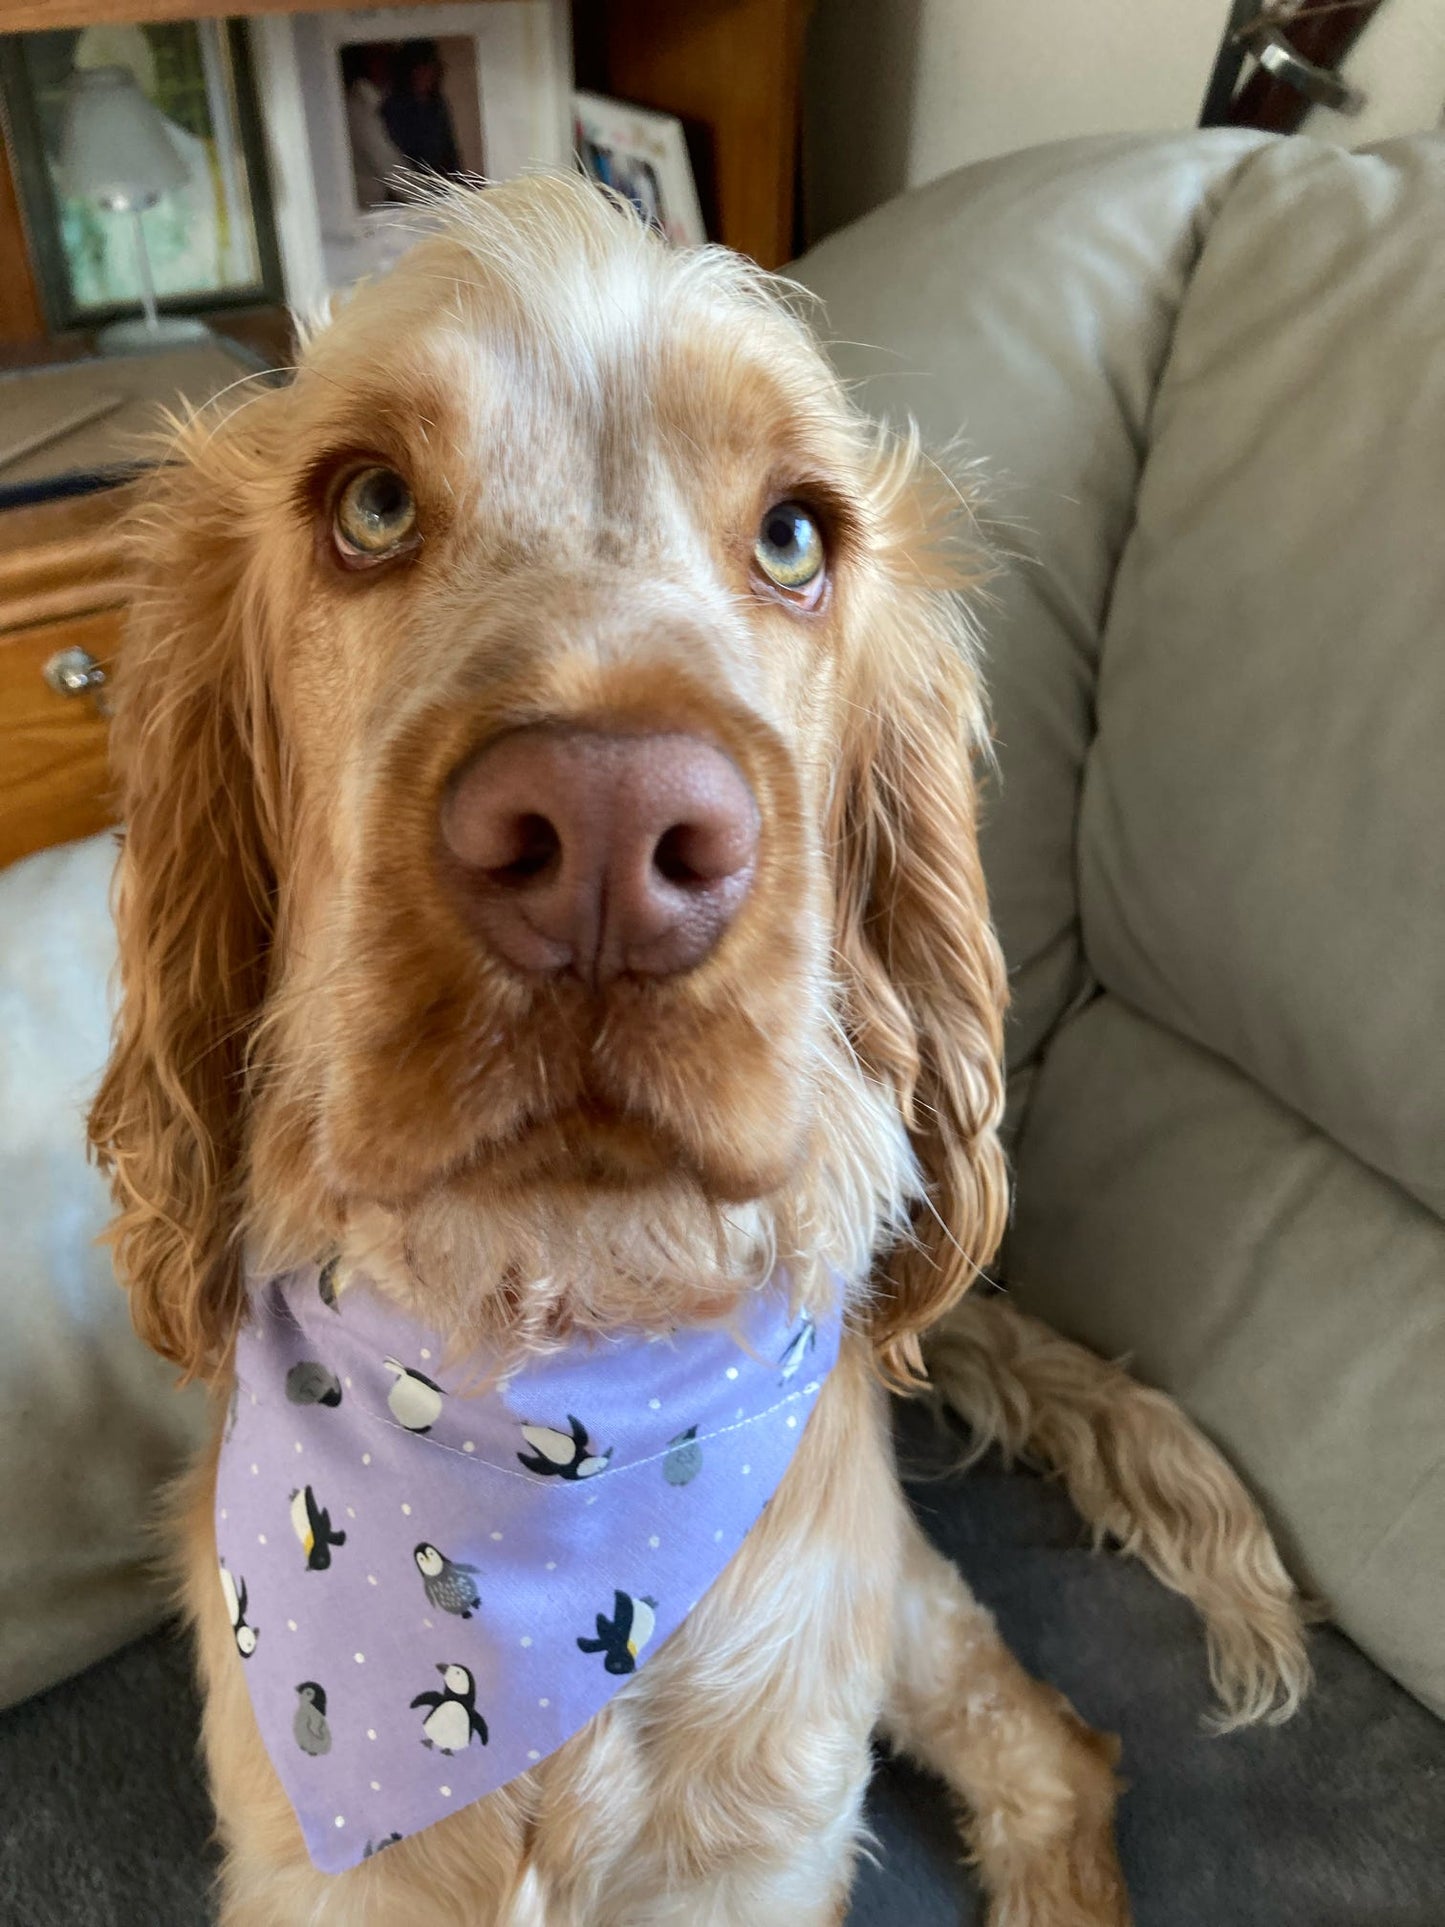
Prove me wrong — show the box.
[44,646,107,699]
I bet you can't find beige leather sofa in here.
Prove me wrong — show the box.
[799,127,1445,1724]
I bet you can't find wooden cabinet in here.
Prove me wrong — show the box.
[0,490,129,869]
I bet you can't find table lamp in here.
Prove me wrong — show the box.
[58,64,211,353]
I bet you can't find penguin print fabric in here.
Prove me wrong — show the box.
[216,1264,840,1873]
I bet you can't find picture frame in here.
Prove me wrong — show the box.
[0,19,283,333]
[573,90,707,248]
[250,2,572,308]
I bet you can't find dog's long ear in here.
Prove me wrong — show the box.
[88,415,284,1379]
[832,456,1009,1387]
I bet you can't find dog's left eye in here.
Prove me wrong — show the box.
[333,466,417,560]
[754,501,825,597]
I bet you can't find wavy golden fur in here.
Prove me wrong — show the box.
[89,177,1303,1925]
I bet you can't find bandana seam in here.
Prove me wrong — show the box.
[243,1377,826,1487]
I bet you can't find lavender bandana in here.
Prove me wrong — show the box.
[216,1262,841,1872]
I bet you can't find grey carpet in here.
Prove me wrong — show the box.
[0,1623,216,1927]
[2,1401,1441,1926]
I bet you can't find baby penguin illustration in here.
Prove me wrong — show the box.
[219,1564,257,1657]
[777,1313,816,1384]
[577,1590,657,1676]
[285,1360,343,1408]
[663,1426,702,1486]
[293,1681,332,1756]
[411,1663,488,1753]
[413,1543,482,1619]
[517,1416,612,1481]
[289,1483,347,1571]
[384,1358,445,1433]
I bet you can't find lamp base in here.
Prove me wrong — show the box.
[96,313,212,355]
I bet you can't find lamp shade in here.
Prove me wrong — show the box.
[58,65,189,209]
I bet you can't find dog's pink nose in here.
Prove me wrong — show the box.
[442,728,759,984]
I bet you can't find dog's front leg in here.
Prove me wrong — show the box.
[880,1516,1130,1927]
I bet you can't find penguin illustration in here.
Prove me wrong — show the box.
[662,1426,703,1487]
[286,1360,343,1408]
[777,1314,817,1384]
[363,1833,404,1859]
[411,1663,488,1753]
[289,1483,347,1571]
[516,1416,612,1480]
[219,1564,257,1657]
[384,1358,445,1433]
[224,1383,240,1441]
[293,1681,332,1756]
[317,1256,344,1311]
[413,1543,482,1619]
[577,1590,657,1676]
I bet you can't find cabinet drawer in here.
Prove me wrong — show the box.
[0,606,123,870]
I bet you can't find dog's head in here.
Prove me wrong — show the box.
[89,179,1006,1381]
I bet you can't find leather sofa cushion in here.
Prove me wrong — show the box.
[1083,137,1445,1222]
[798,130,1271,1083]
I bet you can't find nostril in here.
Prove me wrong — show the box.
[490,813,562,885]
[653,824,711,888]
[445,779,565,883]
[652,808,759,891]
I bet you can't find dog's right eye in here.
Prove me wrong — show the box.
[333,466,418,563]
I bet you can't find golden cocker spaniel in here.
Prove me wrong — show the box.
[90,178,1306,1926]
